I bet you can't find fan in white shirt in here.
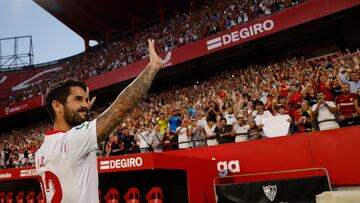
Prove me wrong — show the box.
[202,118,219,146]
[311,91,340,131]
[254,102,274,130]
[175,119,192,149]
[233,117,250,142]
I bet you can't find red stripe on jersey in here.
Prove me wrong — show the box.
[45,130,65,136]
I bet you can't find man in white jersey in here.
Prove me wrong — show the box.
[35,39,163,203]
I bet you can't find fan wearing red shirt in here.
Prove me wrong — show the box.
[317,73,333,101]
[279,78,290,97]
[336,83,358,127]
[289,84,303,108]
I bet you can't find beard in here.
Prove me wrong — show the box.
[63,105,89,127]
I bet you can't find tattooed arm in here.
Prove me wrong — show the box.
[96,39,163,143]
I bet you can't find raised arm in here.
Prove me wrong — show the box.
[96,39,163,143]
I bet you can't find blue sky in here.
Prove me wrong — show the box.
[0,0,84,65]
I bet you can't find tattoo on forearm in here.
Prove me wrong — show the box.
[96,64,160,142]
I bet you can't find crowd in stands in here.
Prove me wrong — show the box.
[0,0,305,107]
[0,121,50,169]
[1,49,359,169]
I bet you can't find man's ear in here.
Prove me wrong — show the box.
[52,100,63,116]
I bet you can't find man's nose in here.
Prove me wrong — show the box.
[82,99,89,109]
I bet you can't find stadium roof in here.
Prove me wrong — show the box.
[33,0,191,44]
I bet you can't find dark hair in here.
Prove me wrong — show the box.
[254,100,264,107]
[45,79,87,122]
[316,90,325,96]
[206,116,215,122]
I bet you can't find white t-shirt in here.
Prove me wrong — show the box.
[35,120,99,203]
[197,117,207,128]
[255,110,273,126]
[223,112,237,126]
[311,102,340,131]
[150,131,163,147]
[136,130,153,149]
[176,127,191,149]
[203,124,219,146]
[234,124,250,142]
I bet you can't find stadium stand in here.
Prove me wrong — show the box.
[0,0,305,107]
[0,0,360,202]
[0,49,359,169]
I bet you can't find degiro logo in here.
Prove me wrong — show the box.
[207,19,275,50]
[217,160,240,177]
[100,157,143,170]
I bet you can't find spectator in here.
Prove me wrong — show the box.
[312,91,340,131]
[339,69,360,94]
[289,83,303,108]
[331,77,342,98]
[336,83,358,127]
[218,118,234,144]
[0,147,4,169]
[135,125,153,153]
[233,117,249,142]
[122,127,138,154]
[156,112,168,134]
[162,128,174,151]
[175,118,192,149]
[254,101,273,134]
[168,110,182,134]
[294,104,312,133]
[110,134,124,156]
[150,125,164,152]
[105,132,115,157]
[3,143,12,169]
[301,84,317,106]
[190,118,205,148]
[202,117,219,146]
[317,67,333,101]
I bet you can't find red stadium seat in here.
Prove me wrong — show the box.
[35,192,45,203]
[15,191,24,203]
[0,192,5,203]
[123,187,140,203]
[25,191,35,203]
[104,188,119,203]
[145,187,163,203]
[5,192,13,203]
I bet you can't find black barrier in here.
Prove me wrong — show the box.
[216,175,330,203]
[99,169,188,203]
[0,178,42,203]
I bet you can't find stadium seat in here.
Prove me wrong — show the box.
[25,191,35,203]
[5,192,13,203]
[35,192,45,203]
[123,187,140,203]
[145,187,163,203]
[104,188,119,203]
[15,191,24,203]
[0,192,5,203]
